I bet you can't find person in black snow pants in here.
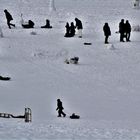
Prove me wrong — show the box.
[103,22,111,44]
[125,20,131,42]
[56,99,66,117]
[119,19,125,42]
[4,9,15,29]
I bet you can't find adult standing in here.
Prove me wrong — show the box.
[125,20,131,42]
[75,18,83,38]
[70,22,76,37]
[56,99,66,117]
[4,9,15,29]
[119,19,125,42]
[103,23,111,44]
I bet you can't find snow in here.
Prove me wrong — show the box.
[0,0,140,139]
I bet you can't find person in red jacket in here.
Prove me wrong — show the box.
[4,9,15,29]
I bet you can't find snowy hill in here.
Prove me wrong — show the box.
[0,0,140,139]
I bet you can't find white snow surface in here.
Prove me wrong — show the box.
[0,0,140,139]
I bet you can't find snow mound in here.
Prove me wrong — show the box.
[105,44,115,50]
[30,31,37,35]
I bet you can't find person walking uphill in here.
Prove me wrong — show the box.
[103,23,111,44]
[75,18,83,38]
[56,99,66,117]
[4,9,15,29]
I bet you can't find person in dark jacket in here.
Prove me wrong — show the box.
[75,18,83,38]
[119,19,125,42]
[64,22,70,37]
[41,19,52,28]
[56,99,66,117]
[103,22,111,44]
[70,22,76,37]
[125,20,131,42]
[22,20,34,28]
[4,9,15,29]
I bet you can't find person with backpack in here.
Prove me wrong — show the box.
[4,9,15,29]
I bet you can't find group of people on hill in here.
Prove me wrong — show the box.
[64,18,83,38]
[4,9,52,29]
[103,19,132,44]
[4,9,132,44]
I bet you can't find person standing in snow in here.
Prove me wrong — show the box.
[75,18,83,38]
[125,20,131,42]
[103,22,111,44]
[119,19,125,42]
[4,9,15,29]
[64,22,70,37]
[56,99,66,117]
[70,22,76,37]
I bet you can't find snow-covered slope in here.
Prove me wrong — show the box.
[0,0,140,139]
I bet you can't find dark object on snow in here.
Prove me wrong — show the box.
[125,20,131,42]
[103,22,111,44]
[64,22,70,37]
[41,19,52,28]
[65,22,76,37]
[70,57,79,64]
[65,57,79,64]
[22,20,34,28]
[0,108,32,123]
[70,113,80,119]
[69,22,76,37]
[56,99,66,117]
[119,19,125,42]
[4,9,15,29]
[75,18,83,38]
[84,42,92,45]
[0,76,11,81]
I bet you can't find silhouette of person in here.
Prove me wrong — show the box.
[4,9,15,29]
[75,18,83,38]
[70,22,76,37]
[41,19,52,28]
[64,22,70,37]
[56,99,66,117]
[103,23,111,44]
[22,20,35,28]
[119,19,125,42]
[125,20,131,42]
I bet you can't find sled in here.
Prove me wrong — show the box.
[0,113,12,118]
[70,113,80,119]
[0,76,11,81]
[84,42,92,45]
[0,108,32,122]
